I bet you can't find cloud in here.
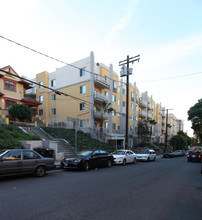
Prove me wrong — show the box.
[105,0,139,41]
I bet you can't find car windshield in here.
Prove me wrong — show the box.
[113,151,125,155]
[0,150,7,157]
[140,150,149,154]
[78,151,93,156]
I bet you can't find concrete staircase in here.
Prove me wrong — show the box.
[21,127,76,158]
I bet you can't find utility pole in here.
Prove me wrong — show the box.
[164,108,173,153]
[119,54,140,149]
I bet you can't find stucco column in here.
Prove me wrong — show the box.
[109,64,113,134]
[90,51,95,129]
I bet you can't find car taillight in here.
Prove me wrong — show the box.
[187,155,190,157]
[198,155,201,158]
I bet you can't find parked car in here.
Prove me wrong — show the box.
[136,149,156,161]
[187,150,201,162]
[173,150,183,157]
[112,150,136,165]
[61,150,114,171]
[0,149,55,177]
[162,151,175,158]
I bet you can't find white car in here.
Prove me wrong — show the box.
[136,149,156,161]
[112,150,137,165]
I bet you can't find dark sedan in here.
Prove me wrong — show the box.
[187,150,201,162]
[162,151,175,158]
[61,150,114,171]
[0,149,55,177]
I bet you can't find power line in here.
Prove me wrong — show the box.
[137,72,202,83]
[0,34,125,87]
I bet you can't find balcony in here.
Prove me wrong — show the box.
[139,99,147,108]
[147,103,152,110]
[93,110,108,120]
[139,110,147,118]
[94,75,109,89]
[147,112,152,119]
[162,119,166,124]
[94,91,108,104]
[162,111,166,118]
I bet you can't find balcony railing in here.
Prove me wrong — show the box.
[139,99,147,108]
[147,112,152,119]
[93,110,108,120]
[147,103,152,110]
[94,91,108,103]
[139,110,147,118]
[94,75,109,89]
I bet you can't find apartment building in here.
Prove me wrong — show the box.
[0,65,40,123]
[167,114,184,139]
[26,52,183,147]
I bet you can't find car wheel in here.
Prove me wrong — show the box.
[107,160,112,168]
[147,157,150,162]
[122,159,126,166]
[154,157,156,161]
[133,158,136,164]
[35,166,46,177]
[83,161,89,171]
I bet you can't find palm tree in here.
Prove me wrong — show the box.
[148,119,157,144]
[95,101,114,137]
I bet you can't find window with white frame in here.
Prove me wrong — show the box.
[123,89,126,95]
[80,85,86,94]
[51,94,56,101]
[39,96,43,103]
[112,123,116,130]
[105,76,109,83]
[118,99,120,105]
[80,68,86,77]
[118,86,120,93]
[131,103,133,109]
[80,102,86,111]
[136,105,138,111]
[39,81,43,88]
[51,79,56,87]
[112,110,116,116]
[104,91,109,98]
[131,91,134,98]
[39,109,43,116]
[112,95,116,102]
[51,108,56,115]
[80,119,86,128]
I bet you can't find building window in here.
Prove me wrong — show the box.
[112,110,116,116]
[80,103,86,111]
[118,126,120,130]
[39,109,43,116]
[112,95,116,102]
[5,100,16,110]
[130,115,133,120]
[118,99,120,105]
[80,85,86,94]
[51,79,56,87]
[80,119,86,128]
[51,108,56,115]
[118,86,120,93]
[136,105,138,111]
[131,91,134,98]
[39,96,43,103]
[5,80,15,91]
[104,122,108,128]
[39,81,43,88]
[104,91,108,98]
[123,89,126,95]
[130,126,133,130]
[131,103,133,109]
[112,123,116,130]
[80,68,86,77]
[123,101,125,107]
[113,80,116,88]
[105,76,109,83]
[51,94,56,101]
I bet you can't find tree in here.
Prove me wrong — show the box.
[148,119,157,143]
[187,99,202,143]
[95,101,114,137]
[8,103,32,122]
[137,120,150,146]
[169,131,192,150]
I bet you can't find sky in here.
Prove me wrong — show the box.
[0,0,201,137]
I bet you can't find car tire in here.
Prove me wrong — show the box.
[122,159,126,166]
[83,161,89,171]
[147,157,150,162]
[133,158,136,164]
[154,157,156,161]
[35,166,46,177]
[107,160,112,168]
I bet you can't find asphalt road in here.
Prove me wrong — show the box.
[0,156,202,220]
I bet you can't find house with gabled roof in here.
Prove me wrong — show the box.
[0,65,41,122]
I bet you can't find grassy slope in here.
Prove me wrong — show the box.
[0,124,40,150]
[42,127,115,152]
